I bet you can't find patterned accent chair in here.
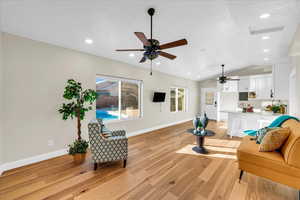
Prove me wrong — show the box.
[88,119,128,170]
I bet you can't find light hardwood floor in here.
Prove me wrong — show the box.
[0,121,298,200]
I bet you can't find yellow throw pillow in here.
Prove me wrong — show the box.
[259,127,290,152]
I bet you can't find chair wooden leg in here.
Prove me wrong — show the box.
[123,159,127,168]
[239,170,244,183]
[94,162,98,171]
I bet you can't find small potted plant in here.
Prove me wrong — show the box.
[270,105,281,114]
[68,140,89,164]
[58,79,97,164]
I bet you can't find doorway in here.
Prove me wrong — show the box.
[201,88,218,120]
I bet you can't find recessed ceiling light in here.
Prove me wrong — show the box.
[262,36,270,40]
[129,53,135,57]
[264,58,269,61]
[85,38,93,44]
[156,62,161,65]
[263,49,270,53]
[260,13,270,19]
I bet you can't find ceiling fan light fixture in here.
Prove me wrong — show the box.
[115,8,187,65]
[218,64,240,84]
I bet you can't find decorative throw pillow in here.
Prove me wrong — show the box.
[256,127,269,144]
[256,127,280,144]
[259,127,290,152]
[96,118,104,125]
[100,132,111,139]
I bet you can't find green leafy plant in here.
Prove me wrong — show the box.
[270,105,281,113]
[58,79,97,140]
[197,121,203,129]
[68,139,89,155]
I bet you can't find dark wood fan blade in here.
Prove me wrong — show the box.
[158,51,177,60]
[116,49,145,51]
[227,79,240,81]
[159,39,188,50]
[134,32,150,46]
[139,56,147,63]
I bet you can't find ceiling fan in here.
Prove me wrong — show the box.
[116,8,188,75]
[217,64,240,84]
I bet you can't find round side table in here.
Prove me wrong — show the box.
[191,130,208,154]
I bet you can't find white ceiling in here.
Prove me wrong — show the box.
[1,0,300,80]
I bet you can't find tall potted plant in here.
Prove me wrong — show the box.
[59,79,97,164]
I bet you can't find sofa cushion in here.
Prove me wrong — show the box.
[259,127,290,152]
[281,119,300,168]
[238,136,300,178]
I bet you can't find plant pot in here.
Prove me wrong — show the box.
[73,153,86,164]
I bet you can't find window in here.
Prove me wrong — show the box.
[170,87,187,112]
[96,75,142,121]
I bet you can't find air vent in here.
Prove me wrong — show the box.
[249,26,285,35]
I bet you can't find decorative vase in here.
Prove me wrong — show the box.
[193,117,200,129]
[193,116,204,135]
[73,153,86,164]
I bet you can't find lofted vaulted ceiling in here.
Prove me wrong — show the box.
[1,0,300,80]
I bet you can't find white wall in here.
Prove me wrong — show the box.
[0,31,3,168]
[289,25,300,118]
[2,33,200,163]
[0,0,4,168]
[293,57,300,118]
[289,65,297,116]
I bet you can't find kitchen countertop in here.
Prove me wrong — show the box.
[220,110,283,117]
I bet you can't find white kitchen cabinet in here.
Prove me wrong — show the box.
[272,64,290,100]
[243,74,272,99]
[249,77,256,91]
[238,77,249,92]
[255,77,262,99]
[266,76,273,98]
[255,74,272,99]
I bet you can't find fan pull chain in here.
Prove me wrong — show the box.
[150,60,153,76]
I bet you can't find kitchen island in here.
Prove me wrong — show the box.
[221,110,282,137]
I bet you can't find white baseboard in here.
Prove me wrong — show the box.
[127,118,193,137]
[0,148,68,175]
[0,118,192,175]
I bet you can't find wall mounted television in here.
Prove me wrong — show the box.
[153,92,166,102]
